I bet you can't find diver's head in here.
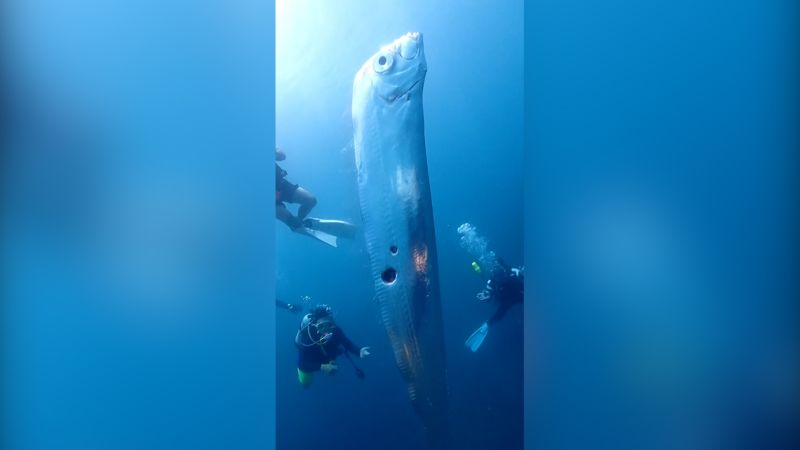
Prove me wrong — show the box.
[302,304,335,345]
[309,304,333,320]
[308,317,335,346]
[314,316,335,335]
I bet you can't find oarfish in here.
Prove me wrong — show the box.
[352,32,450,448]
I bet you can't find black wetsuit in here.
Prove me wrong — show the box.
[296,326,361,373]
[275,163,298,205]
[486,266,524,326]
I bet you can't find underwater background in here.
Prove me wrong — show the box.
[275,1,523,449]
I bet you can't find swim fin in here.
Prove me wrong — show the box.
[303,218,358,239]
[465,322,489,352]
[299,227,338,248]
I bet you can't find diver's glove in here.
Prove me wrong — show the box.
[476,289,492,302]
[359,347,371,359]
[320,362,338,375]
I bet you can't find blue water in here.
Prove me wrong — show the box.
[275,1,523,449]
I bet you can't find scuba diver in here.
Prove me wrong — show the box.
[465,259,524,352]
[276,299,303,314]
[275,147,357,248]
[294,304,371,387]
[275,147,318,231]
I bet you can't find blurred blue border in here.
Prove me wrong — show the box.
[525,1,798,449]
[2,2,276,449]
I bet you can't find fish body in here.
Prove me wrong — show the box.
[352,32,450,448]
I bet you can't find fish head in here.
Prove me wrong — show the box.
[363,32,427,102]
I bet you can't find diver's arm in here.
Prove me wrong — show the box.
[337,330,362,355]
[476,277,498,302]
[277,299,302,313]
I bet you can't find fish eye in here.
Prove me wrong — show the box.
[373,52,393,73]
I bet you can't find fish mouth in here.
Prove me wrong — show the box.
[380,77,424,102]
[398,32,421,60]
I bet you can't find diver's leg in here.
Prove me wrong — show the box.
[291,187,317,221]
[487,302,512,326]
[297,368,313,388]
[276,203,302,230]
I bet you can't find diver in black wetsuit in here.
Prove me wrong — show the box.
[465,260,524,352]
[294,304,371,387]
[482,261,524,325]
